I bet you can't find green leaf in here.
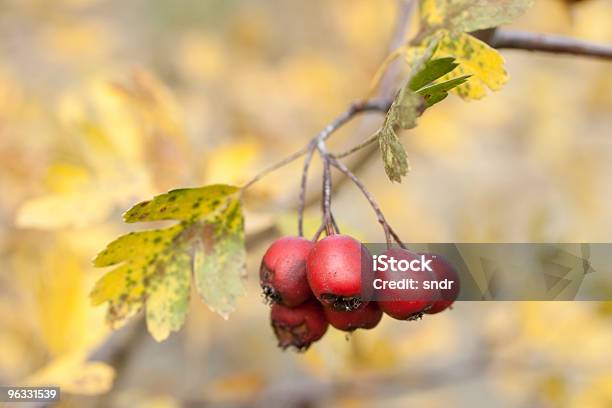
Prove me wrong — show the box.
[409,57,459,91]
[91,184,246,341]
[418,75,471,107]
[378,125,410,183]
[375,43,442,183]
[377,87,425,182]
[423,92,448,106]
[419,0,534,34]
[391,85,426,130]
[433,31,508,99]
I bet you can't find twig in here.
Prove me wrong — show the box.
[327,155,405,248]
[334,133,381,158]
[312,222,326,242]
[297,141,317,236]
[319,99,394,143]
[330,213,341,234]
[242,145,311,190]
[321,154,334,235]
[243,99,392,193]
[489,29,612,60]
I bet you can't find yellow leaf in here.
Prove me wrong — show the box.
[434,31,508,100]
[146,251,191,341]
[93,185,246,340]
[419,0,534,34]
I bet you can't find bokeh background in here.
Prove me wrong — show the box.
[1,0,611,406]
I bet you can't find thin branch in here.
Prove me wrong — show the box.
[244,99,392,192]
[330,212,340,234]
[489,29,612,60]
[319,99,394,143]
[321,153,334,235]
[376,0,418,97]
[328,155,405,248]
[242,144,310,190]
[297,141,317,236]
[312,222,326,242]
[334,132,381,159]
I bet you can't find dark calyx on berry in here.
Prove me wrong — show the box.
[307,234,372,312]
[270,301,328,351]
[260,236,314,307]
[324,302,383,332]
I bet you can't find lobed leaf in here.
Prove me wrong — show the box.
[433,31,508,99]
[92,184,246,341]
[376,86,426,183]
[378,126,411,183]
[123,184,240,223]
[93,226,182,267]
[375,42,440,183]
[419,0,534,34]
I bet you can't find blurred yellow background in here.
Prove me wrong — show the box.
[0,0,611,406]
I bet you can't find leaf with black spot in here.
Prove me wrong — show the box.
[419,0,534,35]
[91,184,245,341]
[417,75,471,106]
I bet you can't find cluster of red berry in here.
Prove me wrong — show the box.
[260,234,459,351]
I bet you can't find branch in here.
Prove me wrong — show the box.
[334,133,380,159]
[488,29,612,60]
[242,144,311,190]
[243,98,392,192]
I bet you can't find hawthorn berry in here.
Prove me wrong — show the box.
[323,302,383,332]
[421,253,460,314]
[260,236,314,307]
[306,234,372,311]
[270,300,328,350]
[376,248,438,321]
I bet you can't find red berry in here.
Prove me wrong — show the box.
[376,248,438,320]
[270,301,328,351]
[323,302,383,332]
[260,236,314,307]
[306,234,372,311]
[422,253,460,314]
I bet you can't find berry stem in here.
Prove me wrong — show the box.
[327,155,406,249]
[298,141,317,236]
[321,155,334,236]
[330,213,341,234]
